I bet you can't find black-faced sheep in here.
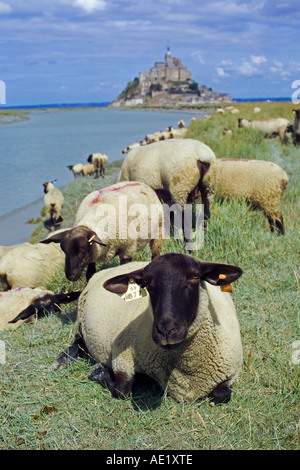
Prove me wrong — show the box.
[0,287,80,330]
[41,181,164,282]
[55,253,243,404]
[291,109,300,147]
[238,117,290,144]
[67,164,84,178]
[41,181,65,231]
[117,139,217,223]
[87,153,108,178]
[203,158,289,235]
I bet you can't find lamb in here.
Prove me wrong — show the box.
[0,287,80,330]
[291,109,300,147]
[87,153,109,178]
[117,139,217,222]
[41,181,65,231]
[67,163,84,178]
[0,241,65,290]
[41,181,164,282]
[238,117,290,143]
[55,253,243,404]
[203,158,289,235]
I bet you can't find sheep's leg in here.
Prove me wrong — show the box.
[120,257,133,265]
[267,215,285,235]
[209,380,231,404]
[89,364,134,399]
[86,262,96,281]
[55,332,86,367]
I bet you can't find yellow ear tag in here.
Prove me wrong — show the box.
[121,279,147,302]
[219,274,233,293]
[88,234,96,245]
[220,284,233,293]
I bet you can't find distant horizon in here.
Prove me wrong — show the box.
[0,97,293,110]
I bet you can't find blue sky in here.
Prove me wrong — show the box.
[0,0,300,106]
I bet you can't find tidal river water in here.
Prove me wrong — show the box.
[0,107,205,244]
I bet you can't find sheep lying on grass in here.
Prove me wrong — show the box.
[0,287,80,330]
[55,253,243,404]
[0,242,65,290]
[41,181,65,231]
[204,158,289,235]
[117,139,217,223]
[238,117,290,144]
[42,181,164,282]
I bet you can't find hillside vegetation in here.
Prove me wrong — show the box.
[0,101,299,450]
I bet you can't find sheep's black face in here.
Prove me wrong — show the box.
[61,234,94,282]
[142,254,201,349]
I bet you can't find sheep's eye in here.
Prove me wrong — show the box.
[143,277,151,286]
[187,272,200,281]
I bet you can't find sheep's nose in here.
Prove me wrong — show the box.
[156,323,177,339]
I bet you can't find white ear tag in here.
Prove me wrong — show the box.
[121,278,147,302]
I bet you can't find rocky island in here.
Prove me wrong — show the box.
[110,47,232,107]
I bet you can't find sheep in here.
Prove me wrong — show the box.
[204,158,289,235]
[0,241,65,291]
[117,139,217,224]
[55,253,243,404]
[81,163,95,177]
[253,107,261,113]
[0,287,80,331]
[177,119,186,128]
[291,109,300,147]
[238,117,290,144]
[41,181,164,282]
[122,143,141,154]
[67,163,84,178]
[41,181,65,231]
[87,153,109,178]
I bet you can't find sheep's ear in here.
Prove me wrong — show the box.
[103,268,145,295]
[87,232,107,247]
[40,230,69,244]
[199,262,243,286]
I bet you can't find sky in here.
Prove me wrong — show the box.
[0,0,300,106]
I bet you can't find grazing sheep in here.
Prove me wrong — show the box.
[55,253,243,404]
[41,181,65,231]
[291,109,300,147]
[253,107,261,114]
[117,139,217,222]
[0,242,65,291]
[67,163,84,178]
[238,117,290,143]
[41,181,164,282]
[87,153,109,178]
[81,163,95,177]
[0,287,80,330]
[204,158,289,235]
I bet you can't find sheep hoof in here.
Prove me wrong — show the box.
[210,380,231,404]
[88,364,111,385]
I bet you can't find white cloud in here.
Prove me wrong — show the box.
[251,55,267,65]
[73,0,106,13]
[216,67,229,77]
[0,2,12,14]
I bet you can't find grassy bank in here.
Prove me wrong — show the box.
[0,101,299,450]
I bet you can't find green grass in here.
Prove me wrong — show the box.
[0,102,299,450]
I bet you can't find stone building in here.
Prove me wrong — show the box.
[139,47,192,95]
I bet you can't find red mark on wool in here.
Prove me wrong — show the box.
[89,183,141,207]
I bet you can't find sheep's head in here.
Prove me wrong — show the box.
[41,226,106,281]
[104,253,243,350]
[293,109,300,119]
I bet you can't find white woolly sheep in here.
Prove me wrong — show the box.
[122,143,141,154]
[238,117,290,143]
[41,181,65,231]
[87,153,109,178]
[42,181,164,282]
[204,158,289,235]
[253,107,261,113]
[117,138,217,224]
[55,253,243,404]
[0,287,80,331]
[67,163,84,178]
[0,242,65,291]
